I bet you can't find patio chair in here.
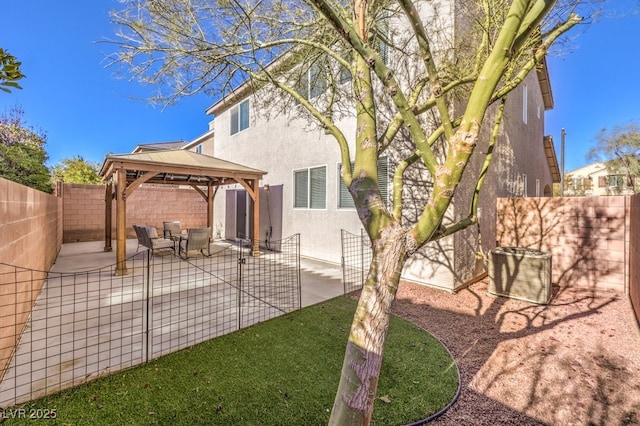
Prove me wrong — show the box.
[133,224,175,255]
[178,227,212,259]
[163,221,183,241]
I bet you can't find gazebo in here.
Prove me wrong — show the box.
[99,150,267,275]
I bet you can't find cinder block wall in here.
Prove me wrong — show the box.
[0,178,62,269]
[0,177,63,378]
[629,193,640,323]
[62,183,208,242]
[496,196,630,293]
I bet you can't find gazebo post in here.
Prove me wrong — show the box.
[115,168,128,275]
[251,178,260,256]
[207,182,214,232]
[104,181,113,252]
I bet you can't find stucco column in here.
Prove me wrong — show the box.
[115,168,128,275]
[104,181,113,252]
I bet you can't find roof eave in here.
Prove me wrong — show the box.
[537,56,554,110]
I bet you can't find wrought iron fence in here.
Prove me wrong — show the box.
[0,235,300,408]
[340,229,372,294]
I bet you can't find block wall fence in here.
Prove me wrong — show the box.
[630,194,640,324]
[0,178,63,378]
[61,183,208,243]
[496,195,639,299]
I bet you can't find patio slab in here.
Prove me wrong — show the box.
[0,239,347,407]
[50,240,345,306]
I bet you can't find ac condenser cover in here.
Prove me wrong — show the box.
[488,247,552,304]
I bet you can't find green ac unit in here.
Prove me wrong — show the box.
[488,247,552,304]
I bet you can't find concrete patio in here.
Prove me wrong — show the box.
[0,239,346,407]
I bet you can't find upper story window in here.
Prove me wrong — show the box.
[294,165,326,209]
[196,145,203,154]
[298,63,328,100]
[230,99,250,135]
[337,157,389,209]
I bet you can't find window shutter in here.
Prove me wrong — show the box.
[230,107,239,135]
[377,157,389,205]
[310,166,326,209]
[338,162,355,208]
[338,157,388,208]
[598,176,606,187]
[239,100,250,131]
[294,170,308,208]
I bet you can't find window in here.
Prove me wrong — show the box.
[536,179,540,197]
[522,174,528,197]
[297,63,328,100]
[375,10,390,65]
[607,175,625,189]
[230,99,250,135]
[294,166,326,209]
[196,145,202,154]
[522,84,528,124]
[337,157,389,208]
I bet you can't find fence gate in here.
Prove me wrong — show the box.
[0,235,301,407]
[341,229,372,293]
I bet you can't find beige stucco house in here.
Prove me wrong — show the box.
[565,161,639,196]
[189,3,561,291]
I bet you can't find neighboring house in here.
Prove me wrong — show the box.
[565,161,639,196]
[132,122,215,156]
[196,9,560,291]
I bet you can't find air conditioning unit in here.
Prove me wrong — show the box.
[488,247,552,304]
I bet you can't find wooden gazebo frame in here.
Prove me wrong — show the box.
[100,150,267,275]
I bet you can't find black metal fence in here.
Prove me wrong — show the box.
[340,229,372,294]
[0,235,300,408]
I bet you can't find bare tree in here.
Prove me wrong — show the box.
[587,123,640,193]
[109,0,587,423]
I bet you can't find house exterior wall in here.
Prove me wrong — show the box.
[62,183,208,242]
[423,66,555,290]
[208,4,556,291]
[0,177,63,378]
[212,104,361,264]
[497,196,630,293]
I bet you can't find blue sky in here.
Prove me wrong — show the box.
[0,1,638,172]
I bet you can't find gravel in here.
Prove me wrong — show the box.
[392,279,640,425]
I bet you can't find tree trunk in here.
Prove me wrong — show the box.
[329,223,408,425]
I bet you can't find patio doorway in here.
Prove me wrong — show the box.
[225,189,250,240]
[225,185,284,248]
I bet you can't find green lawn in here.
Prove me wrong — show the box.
[4,296,458,425]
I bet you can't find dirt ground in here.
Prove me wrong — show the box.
[391,279,640,425]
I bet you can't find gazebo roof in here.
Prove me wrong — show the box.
[100,149,267,186]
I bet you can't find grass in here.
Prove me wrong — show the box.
[4,296,458,425]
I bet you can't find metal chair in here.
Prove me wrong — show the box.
[133,224,175,255]
[178,227,212,259]
[163,221,183,241]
